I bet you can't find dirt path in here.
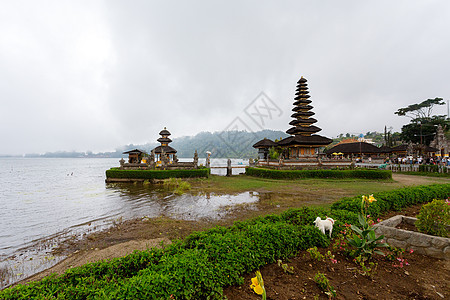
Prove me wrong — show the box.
[392,173,450,185]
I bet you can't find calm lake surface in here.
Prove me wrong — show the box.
[0,157,251,288]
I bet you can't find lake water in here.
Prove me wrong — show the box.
[0,157,251,288]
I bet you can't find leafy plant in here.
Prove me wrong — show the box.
[353,255,378,277]
[347,195,388,258]
[313,272,336,298]
[277,259,294,274]
[306,247,324,261]
[415,199,449,237]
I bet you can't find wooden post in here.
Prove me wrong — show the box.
[226,159,232,176]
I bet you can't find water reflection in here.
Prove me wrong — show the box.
[105,183,259,221]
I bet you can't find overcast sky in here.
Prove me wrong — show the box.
[1,0,449,155]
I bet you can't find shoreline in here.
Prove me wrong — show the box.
[4,173,450,289]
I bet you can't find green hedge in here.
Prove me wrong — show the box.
[331,184,450,218]
[105,168,210,179]
[246,167,392,180]
[2,184,449,299]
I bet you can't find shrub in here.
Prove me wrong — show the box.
[415,199,450,238]
[106,168,209,179]
[331,184,450,218]
[246,167,392,180]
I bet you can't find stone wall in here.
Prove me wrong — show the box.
[373,215,449,260]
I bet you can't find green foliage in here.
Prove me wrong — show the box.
[353,255,378,278]
[277,260,294,274]
[395,97,445,119]
[399,116,449,145]
[106,168,209,179]
[415,199,450,238]
[347,213,388,258]
[174,181,192,195]
[306,247,324,261]
[313,272,336,298]
[346,195,388,258]
[268,146,280,160]
[331,184,450,218]
[246,167,392,180]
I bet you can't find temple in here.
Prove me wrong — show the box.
[277,77,332,158]
[253,76,332,166]
[120,127,199,170]
[153,127,178,163]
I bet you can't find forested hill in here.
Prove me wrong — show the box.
[23,130,288,159]
[171,129,288,158]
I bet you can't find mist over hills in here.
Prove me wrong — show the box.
[20,130,288,159]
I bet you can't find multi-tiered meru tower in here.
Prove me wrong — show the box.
[277,76,332,159]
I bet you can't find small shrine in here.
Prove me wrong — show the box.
[253,138,277,160]
[120,127,199,170]
[277,76,332,159]
[122,149,146,163]
[153,127,178,163]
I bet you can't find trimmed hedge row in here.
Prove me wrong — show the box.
[331,184,450,218]
[105,168,210,179]
[246,167,392,180]
[2,184,448,299]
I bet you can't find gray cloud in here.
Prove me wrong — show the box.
[1,0,449,154]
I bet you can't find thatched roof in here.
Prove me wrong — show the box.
[297,77,307,83]
[379,145,392,153]
[291,111,315,118]
[289,118,317,125]
[325,142,381,155]
[286,125,321,135]
[292,105,314,112]
[157,137,172,143]
[252,138,277,148]
[294,95,310,100]
[153,145,177,154]
[278,135,332,146]
[159,128,171,136]
[123,149,146,155]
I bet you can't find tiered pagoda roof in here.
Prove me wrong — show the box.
[153,127,177,154]
[286,77,321,136]
[280,76,332,146]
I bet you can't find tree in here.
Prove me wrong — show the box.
[395,98,445,119]
[399,116,448,145]
[395,98,447,145]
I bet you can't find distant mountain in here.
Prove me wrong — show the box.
[22,130,288,159]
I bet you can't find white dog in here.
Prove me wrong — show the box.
[313,217,335,237]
